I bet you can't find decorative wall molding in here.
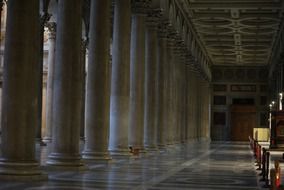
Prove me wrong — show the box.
[212,66,268,83]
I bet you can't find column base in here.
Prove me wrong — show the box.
[36,138,47,146]
[82,151,111,160]
[0,160,47,181]
[42,137,52,143]
[139,147,147,154]
[145,145,159,152]
[46,153,87,171]
[109,148,132,157]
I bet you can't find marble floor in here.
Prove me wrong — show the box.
[0,141,260,190]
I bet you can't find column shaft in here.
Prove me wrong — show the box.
[175,56,181,143]
[179,59,187,143]
[129,9,147,150]
[44,22,56,142]
[157,26,168,148]
[196,74,202,140]
[80,39,87,141]
[0,0,46,179]
[83,0,111,160]
[47,0,84,168]
[109,0,131,155]
[166,38,175,144]
[144,13,159,150]
[36,13,50,144]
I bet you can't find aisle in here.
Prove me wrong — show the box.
[0,142,259,190]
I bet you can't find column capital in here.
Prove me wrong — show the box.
[46,22,56,39]
[146,9,162,27]
[131,0,151,15]
[0,0,6,11]
[40,12,51,26]
[158,21,169,39]
[167,30,178,48]
[81,37,88,51]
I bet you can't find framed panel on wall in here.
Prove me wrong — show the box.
[213,84,227,92]
[260,96,267,106]
[231,84,256,92]
[260,85,268,92]
[213,112,226,125]
[213,96,226,105]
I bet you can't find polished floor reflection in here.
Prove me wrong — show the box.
[0,142,259,190]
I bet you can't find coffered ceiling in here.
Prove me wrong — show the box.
[180,0,284,66]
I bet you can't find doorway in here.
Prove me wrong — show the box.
[230,101,257,141]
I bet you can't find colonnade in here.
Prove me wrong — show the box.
[0,0,211,179]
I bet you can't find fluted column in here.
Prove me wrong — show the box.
[144,10,160,150]
[109,0,131,155]
[129,0,149,150]
[44,22,56,142]
[0,0,46,179]
[47,0,84,168]
[157,23,168,148]
[83,0,111,160]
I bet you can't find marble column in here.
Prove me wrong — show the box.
[188,68,199,140]
[83,0,111,160]
[109,0,131,155]
[129,0,149,150]
[207,83,212,141]
[179,55,187,143]
[171,49,178,144]
[194,72,200,140]
[196,74,202,140]
[175,50,182,144]
[184,64,190,142]
[47,0,84,168]
[44,22,56,142]
[144,10,160,150]
[201,80,210,141]
[80,39,87,141]
[0,0,46,179]
[157,23,168,148]
[0,0,4,135]
[166,35,175,145]
[0,0,4,41]
[36,12,50,145]
[186,67,192,141]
